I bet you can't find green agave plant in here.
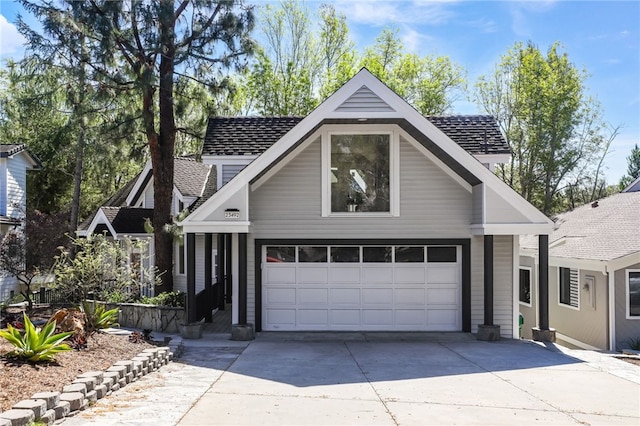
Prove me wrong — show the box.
[81,301,120,335]
[0,313,73,362]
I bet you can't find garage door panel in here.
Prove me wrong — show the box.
[395,267,426,284]
[362,288,393,305]
[427,266,458,283]
[362,309,393,326]
[298,288,328,305]
[395,309,426,326]
[298,267,328,284]
[330,310,360,326]
[395,288,426,305]
[298,309,328,326]
[330,288,360,304]
[265,266,297,284]
[362,267,393,284]
[427,309,458,330]
[266,288,296,305]
[427,287,458,305]
[266,309,296,327]
[329,267,360,283]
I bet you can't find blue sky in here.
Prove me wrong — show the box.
[1,0,638,184]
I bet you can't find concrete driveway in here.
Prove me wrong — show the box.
[63,332,640,426]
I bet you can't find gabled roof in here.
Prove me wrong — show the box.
[80,159,215,236]
[521,191,640,262]
[0,144,42,169]
[182,68,552,235]
[173,158,213,197]
[126,157,214,206]
[202,115,509,157]
[84,206,153,237]
[623,175,640,193]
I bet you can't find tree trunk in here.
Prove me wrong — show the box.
[149,0,177,295]
[69,58,87,235]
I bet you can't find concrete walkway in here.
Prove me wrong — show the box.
[62,332,640,426]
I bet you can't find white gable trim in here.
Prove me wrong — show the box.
[126,161,152,206]
[82,208,117,238]
[182,69,553,233]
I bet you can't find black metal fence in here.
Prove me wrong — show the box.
[31,287,67,305]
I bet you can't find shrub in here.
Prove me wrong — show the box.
[625,337,640,351]
[140,291,185,308]
[80,301,120,335]
[0,313,73,362]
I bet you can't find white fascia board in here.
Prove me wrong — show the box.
[401,128,472,193]
[201,155,258,165]
[606,251,640,273]
[474,153,510,165]
[181,221,250,234]
[548,256,607,273]
[402,111,552,226]
[85,208,117,238]
[125,161,152,206]
[471,223,553,235]
[15,150,41,170]
[251,130,320,191]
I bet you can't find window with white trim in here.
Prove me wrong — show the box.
[627,270,640,319]
[323,129,398,217]
[519,268,531,305]
[331,133,390,213]
[559,267,579,309]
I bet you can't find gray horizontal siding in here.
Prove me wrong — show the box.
[471,235,515,338]
[250,136,472,239]
[335,85,395,113]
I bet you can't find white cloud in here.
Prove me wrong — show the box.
[0,14,26,58]
[335,0,455,27]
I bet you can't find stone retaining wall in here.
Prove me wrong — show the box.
[97,302,185,333]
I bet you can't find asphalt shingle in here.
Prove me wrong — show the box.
[202,115,510,157]
[521,192,640,262]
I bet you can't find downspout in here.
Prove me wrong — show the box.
[607,264,616,351]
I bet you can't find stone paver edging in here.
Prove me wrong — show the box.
[0,346,173,426]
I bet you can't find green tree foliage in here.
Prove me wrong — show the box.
[620,144,640,189]
[246,0,319,115]
[52,234,160,304]
[361,28,467,115]
[19,0,255,293]
[475,42,613,215]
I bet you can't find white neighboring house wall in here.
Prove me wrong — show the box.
[1,148,40,302]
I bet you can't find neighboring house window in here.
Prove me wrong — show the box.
[559,267,579,309]
[330,133,391,213]
[519,268,531,306]
[627,270,640,319]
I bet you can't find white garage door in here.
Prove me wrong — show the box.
[263,245,461,331]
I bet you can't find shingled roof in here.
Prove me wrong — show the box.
[173,158,213,197]
[99,206,153,235]
[79,159,215,233]
[0,143,42,168]
[521,191,640,262]
[202,115,509,157]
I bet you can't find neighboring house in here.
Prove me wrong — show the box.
[0,144,42,301]
[520,185,640,351]
[177,69,553,337]
[78,157,216,296]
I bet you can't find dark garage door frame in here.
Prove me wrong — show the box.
[255,238,471,332]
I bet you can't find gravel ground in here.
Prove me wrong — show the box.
[0,331,155,412]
